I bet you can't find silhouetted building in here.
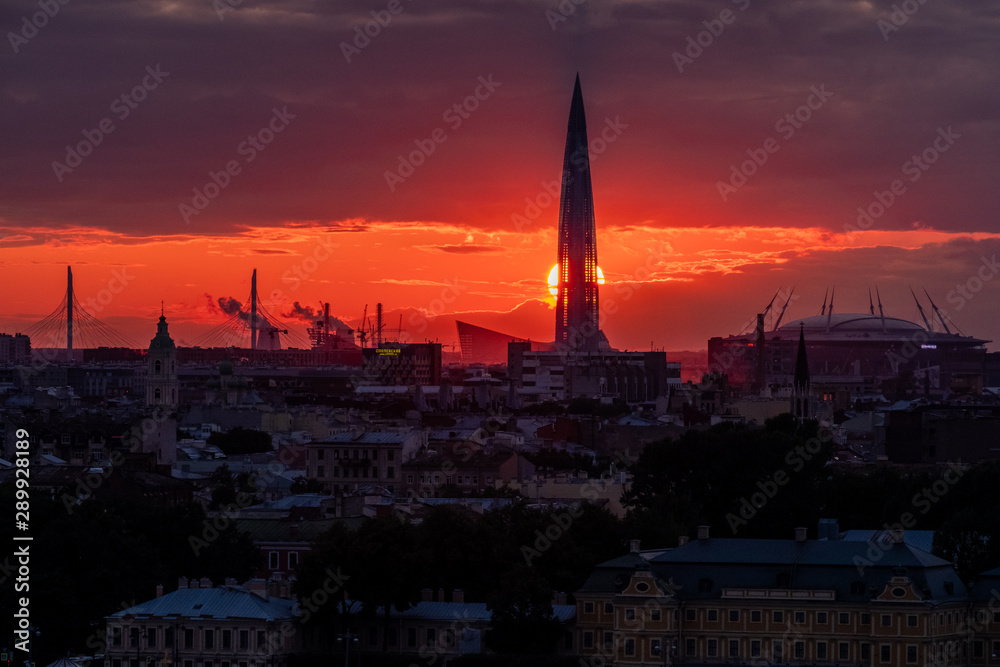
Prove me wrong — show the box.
[792,324,811,420]
[555,75,603,353]
[457,320,550,365]
[146,310,178,407]
[0,333,30,364]
[363,343,442,386]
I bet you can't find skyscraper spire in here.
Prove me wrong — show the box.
[555,74,601,352]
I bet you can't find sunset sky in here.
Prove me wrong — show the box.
[2,0,1000,353]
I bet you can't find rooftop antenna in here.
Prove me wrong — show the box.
[909,286,933,331]
[923,288,952,334]
[826,286,835,332]
[872,285,885,333]
[876,286,887,333]
[773,287,795,331]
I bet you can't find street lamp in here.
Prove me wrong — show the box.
[336,632,359,667]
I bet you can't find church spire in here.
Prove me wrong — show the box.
[792,323,811,420]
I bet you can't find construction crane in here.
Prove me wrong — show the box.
[357,304,369,348]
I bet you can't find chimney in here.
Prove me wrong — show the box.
[453,589,464,604]
[190,578,200,589]
[178,577,189,589]
[156,584,164,599]
[795,527,808,542]
[422,588,434,602]
[200,577,212,588]
[629,539,641,553]
[678,535,689,547]
[890,528,905,544]
[225,577,237,587]
[697,525,710,541]
[554,591,567,605]
[437,588,445,603]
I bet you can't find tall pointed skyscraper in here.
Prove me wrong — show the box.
[555,74,601,352]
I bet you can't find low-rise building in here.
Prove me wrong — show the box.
[104,578,300,667]
[576,528,970,667]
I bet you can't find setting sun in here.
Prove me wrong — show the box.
[547,264,605,296]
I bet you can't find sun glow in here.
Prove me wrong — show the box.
[547,264,604,296]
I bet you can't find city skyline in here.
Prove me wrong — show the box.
[2,0,1000,352]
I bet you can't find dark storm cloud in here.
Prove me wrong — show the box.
[1,0,998,235]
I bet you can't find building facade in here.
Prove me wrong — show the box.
[576,529,971,667]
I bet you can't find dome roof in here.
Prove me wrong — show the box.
[779,313,926,335]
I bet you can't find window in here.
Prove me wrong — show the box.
[651,608,661,621]
[907,614,918,627]
[184,628,193,648]
[129,627,139,648]
[625,608,636,621]
[840,642,850,660]
[795,642,805,660]
[407,628,417,648]
[604,632,613,649]
[317,466,325,478]
[730,640,740,658]
[773,641,783,663]
[817,641,827,660]
[605,602,613,614]
[908,645,919,663]
[387,450,394,461]
[257,630,266,649]
[686,638,696,656]
[861,644,871,661]
[269,552,279,569]
[205,629,214,649]
[773,610,784,623]
[239,630,249,649]
[881,614,892,627]
[625,639,636,657]
[146,627,156,647]
[751,640,761,658]
[751,610,762,623]
[407,474,414,484]
[583,632,593,649]
[794,611,805,624]
[584,602,594,614]
[387,466,395,479]
[974,642,985,659]
[708,639,718,657]
[651,639,662,656]
[368,627,378,645]
[222,629,232,649]
[707,609,718,622]
[289,552,298,569]
[839,612,850,625]
[881,645,891,663]
[387,628,397,646]
[165,628,174,646]
[426,629,436,645]
[730,610,740,622]
[861,613,871,625]
[994,612,1000,623]
[686,609,696,621]
[111,627,122,647]
[818,612,828,624]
